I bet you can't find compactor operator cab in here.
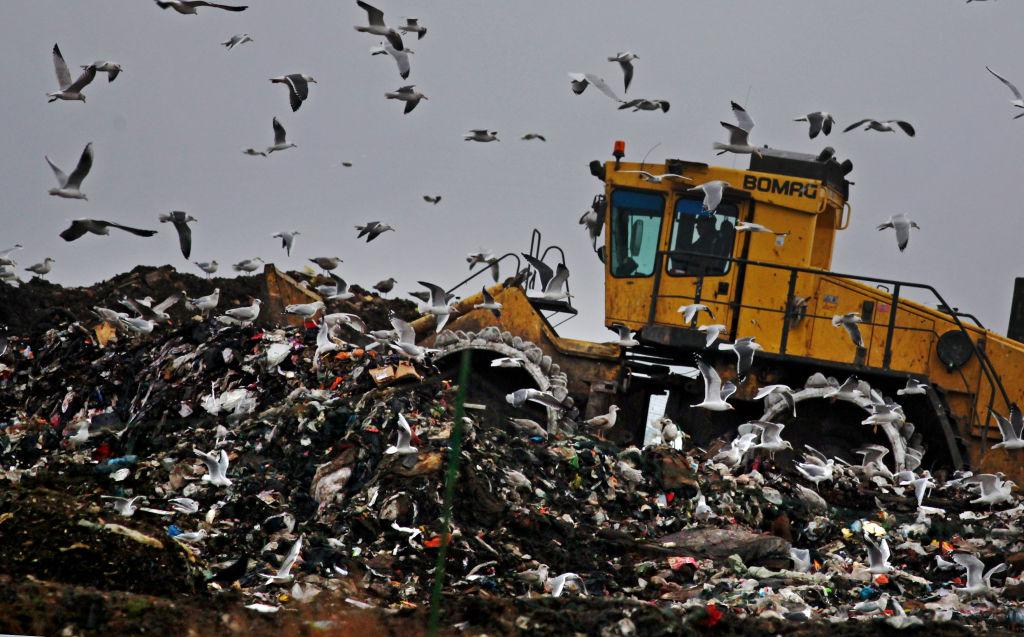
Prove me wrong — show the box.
[594,141,853,359]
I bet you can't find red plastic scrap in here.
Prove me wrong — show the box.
[700,603,724,627]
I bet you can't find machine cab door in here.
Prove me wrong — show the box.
[655,196,743,331]
[605,189,666,328]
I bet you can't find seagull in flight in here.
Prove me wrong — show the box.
[688,180,731,212]
[222,33,254,49]
[60,219,157,242]
[521,253,570,301]
[465,129,499,142]
[611,324,638,348]
[192,448,231,489]
[877,213,920,252]
[794,112,835,138]
[416,281,457,332]
[678,303,713,325]
[370,40,412,79]
[354,1,404,50]
[423,195,442,204]
[384,413,419,455]
[843,119,915,136]
[832,312,865,348]
[355,221,395,242]
[692,358,735,411]
[272,230,300,256]
[385,85,427,114]
[154,0,247,14]
[723,336,762,380]
[985,66,1024,118]
[952,553,1007,598]
[266,117,297,153]
[224,298,261,323]
[159,210,197,258]
[86,61,123,82]
[607,52,638,93]
[474,287,502,317]
[399,17,427,39]
[48,44,96,103]
[714,102,763,157]
[270,74,317,112]
[698,324,726,347]
[568,73,621,102]
[992,406,1024,450]
[262,535,304,585]
[522,133,547,141]
[46,142,94,199]
[620,170,690,184]
[618,98,669,113]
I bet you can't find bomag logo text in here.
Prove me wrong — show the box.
[742,175,818,199]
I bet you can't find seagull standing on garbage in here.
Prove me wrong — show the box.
[119,316,156,335]
[233,257,264,272]
[25,258,55,277]
[262,535,303,585]
[194,448,232,487]
[584,405,619,439]
[194,260,218,277]
[692,359,735,411]
[285,300,324,319]
[223,299,261,324]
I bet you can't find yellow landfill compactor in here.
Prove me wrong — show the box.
[413,142,1024,483]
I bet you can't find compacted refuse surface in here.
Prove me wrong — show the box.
[1,267,1023,636]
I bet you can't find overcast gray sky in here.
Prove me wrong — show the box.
[2,0,1022,341]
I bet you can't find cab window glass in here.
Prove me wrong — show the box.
[668,198,738,276]
[609,190,664,277]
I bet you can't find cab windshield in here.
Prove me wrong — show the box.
[609,190,664,277]
[668,198,738,276]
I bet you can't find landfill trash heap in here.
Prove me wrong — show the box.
[2,274,1024,635]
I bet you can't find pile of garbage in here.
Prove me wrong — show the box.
[2,275,1024,635]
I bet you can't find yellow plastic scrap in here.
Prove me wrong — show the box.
[862,521,886,537]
